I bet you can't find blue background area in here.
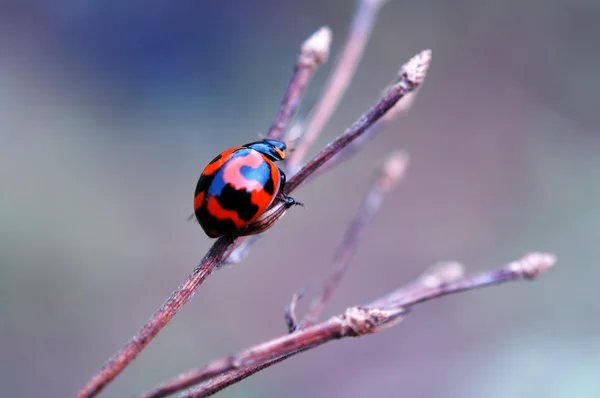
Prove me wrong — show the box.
[1,1,599,397]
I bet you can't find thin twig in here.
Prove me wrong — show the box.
[299,150,410,329]
[284,289,306,333]
[368,260,466,309]
[370,253,556,310]
[284,49,430,194]
[75,49,430,398]
[313,73,423,178]
[267,26,332,141]
[286,0,392,172]
[187,360,289,398]
[140,253,556,398]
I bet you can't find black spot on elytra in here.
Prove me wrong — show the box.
[197,209,238,237]
[263,171,275,195]
[217,184,258,221]
[208,153,222,164]
[195,172,215,197]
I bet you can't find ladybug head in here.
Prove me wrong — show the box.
[244,139,287,162]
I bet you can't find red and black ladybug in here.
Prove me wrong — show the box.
[193,139,301,238]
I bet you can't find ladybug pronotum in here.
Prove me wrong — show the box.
[193,139,301,238]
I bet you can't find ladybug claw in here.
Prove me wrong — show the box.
[280,195,304,208]
[292,199,305,208]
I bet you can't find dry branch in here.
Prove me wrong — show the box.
[267,26,331,141]
[314,66,425,177]
[298,150,410,329]
[287,0,392,171]
[140,253,555,398]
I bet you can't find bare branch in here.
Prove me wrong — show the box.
[369,252,556,310]
[285,49,430,194]
[267,26,332,141]
[75,49,430,398]
[284,288,306,333]
[299,151,410,329]
[185,358,291,398]
[287,0,392,171]
[140,253,555,398]
[314,69,425,177]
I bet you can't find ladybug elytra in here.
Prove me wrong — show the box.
[194,139,300,238]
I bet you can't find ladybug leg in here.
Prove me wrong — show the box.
[276,168,304,207]
[278,167,287,191]
[277,194,304,208]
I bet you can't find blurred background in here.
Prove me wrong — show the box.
[1,0,599,397]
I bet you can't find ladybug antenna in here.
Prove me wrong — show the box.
[187,213,197,223]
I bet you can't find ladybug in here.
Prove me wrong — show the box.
[193,139,301,238]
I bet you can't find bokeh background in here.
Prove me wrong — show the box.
[1,1,599,397]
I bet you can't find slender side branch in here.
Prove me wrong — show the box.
[369,253,556,310]
[140,253,555,398]
[285,49,430,194]
[76,49,430,398]
[267,26,331,141]
[314,69,424,178]
[284,289,307,333]
[299,151,410,329]
[287,0,391,171]
[186,358,291,398]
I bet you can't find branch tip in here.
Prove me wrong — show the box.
[284,288,307,333]
[400,49,432,86]
[508,252,556,279]
[301,26,332,65]
[381,150,410,186]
